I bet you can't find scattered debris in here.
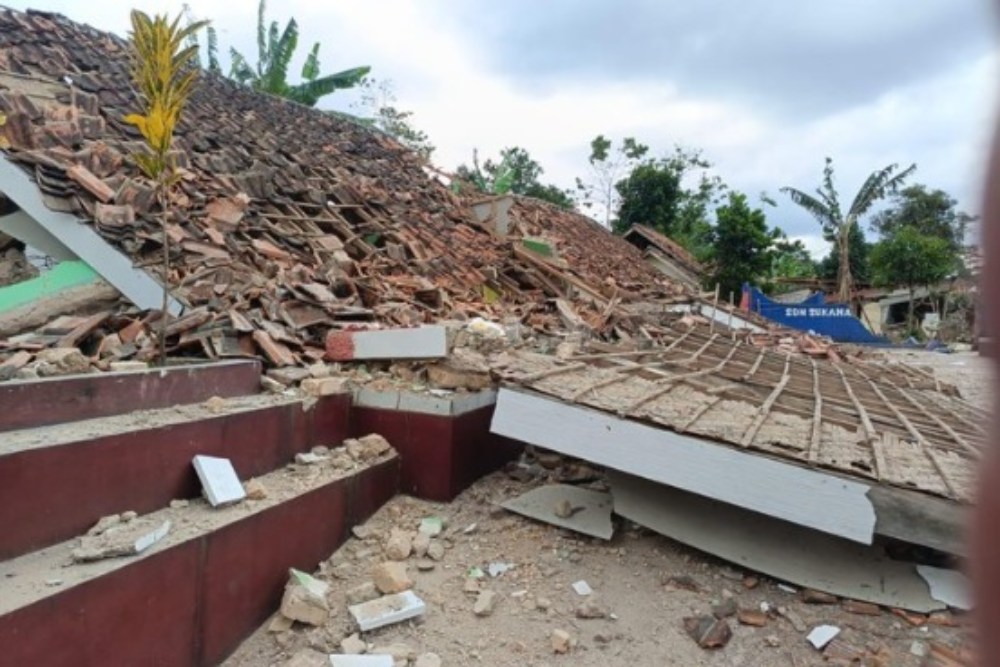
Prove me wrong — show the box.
[372,561,413,594]
[736,608,768,627]
[571,580,593,596]
[801,588,838,604]
[339,634,366,655]
[346,434,392,463]
[487,561,513,577]
[326,326,448,362]
[193,455,246,507]
[244,478,268,500]
[348,591,427,632]
[279,569,330,627]
[71,516,170,562]
[329,656,392,667]
[917,565,972,610]
[418,516,444,537]
[473,590,498,617]
[384,529,413,561]
[806,625,841,650]
[575,596,607,619]
[683,616,733,650]
[550,629,573,654]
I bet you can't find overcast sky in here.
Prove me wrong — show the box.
[10,0,1000,256]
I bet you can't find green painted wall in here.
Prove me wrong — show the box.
[0,261,101,313]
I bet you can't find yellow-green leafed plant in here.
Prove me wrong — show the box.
[124,10,206,365]
[124,10,205,185]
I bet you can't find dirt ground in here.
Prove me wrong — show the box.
[224,350,990,667]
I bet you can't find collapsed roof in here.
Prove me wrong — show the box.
[0,8,688,365]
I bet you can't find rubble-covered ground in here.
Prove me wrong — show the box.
[222,348,990,667]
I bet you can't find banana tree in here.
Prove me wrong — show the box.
[781,158,915,303]
[228,0,369,107]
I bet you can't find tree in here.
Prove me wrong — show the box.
[613,147,724,260]
[613,161,681,235]
[352,77,434,159]
[456,147,574,209]
[124,10,204,364]
[870,184,975,253]
[869,226,958,334]
[575,135,648,226]
[706,192,775,298]
[181,4,220,73]
[769,234,817,291]
[228,0,370,106]
[818,221,871,286]
[781,158,915,303]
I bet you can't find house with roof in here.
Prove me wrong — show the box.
[620,223,705,289]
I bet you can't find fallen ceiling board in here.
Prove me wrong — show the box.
[0,157,181,315]
[916,565,971,610]
[0,209,75,260]
[491,387,877,544]
[608,471,944,613]
[501,483,615,540]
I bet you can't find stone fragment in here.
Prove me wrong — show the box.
[279,569,330,626]
[72,517,171,562]
[416,559,435,572]
[384,529,413,561]
[372,561,413,594]
[414,654,442,667]
[842,599,881,616]
[575,596,607,619]
[551,629,572,654]
[802,588,838,604]
[777,606,807,632]
[345,434,392,462]
[474,590,498,617]
[426,541,445,562]
[340,633,367,654]
[301,376,349,397]
[346,581,380,605]
[244,478,268,500]
[268,614,294,633]
[712,598,738,619]
[412,532,431,557]
[284,648,329,667]
[418,517,444,537]
[683,616,733,650]
[736,609,768,627]
[807,625,841,650]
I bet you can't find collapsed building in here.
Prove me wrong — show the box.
[0,8,985,667]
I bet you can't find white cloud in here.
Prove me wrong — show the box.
[10,0,998,246]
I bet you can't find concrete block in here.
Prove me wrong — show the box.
[193,455,247,507]
[326,326,447,361]
[329,656,393,667]
[301,376,350,397]
[348,590,427,632]
[280,568,331,626]
[372,561,412,594]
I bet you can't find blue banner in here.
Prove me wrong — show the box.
[742,284,887,344]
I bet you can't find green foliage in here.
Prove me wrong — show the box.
[575,135,649,226]
[182,4,220,73]
[769,234,817,292]
[870,226,956,289]
[818,222,870,285]
[456,147,574,209]
[705,192,775,298]
[870,225,958,332]
[352,78,434,159]
[611,146,724,261]
[124,10,205,185]
[870,185,975,253]
[227,0,370,106]
[781,157,915,302]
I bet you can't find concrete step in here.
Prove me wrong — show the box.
[0,359,263,432]
[0,391,352,560]
[0,450,399,667]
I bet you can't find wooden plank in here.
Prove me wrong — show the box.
[807,359,823,464]
[491,387,878,544]
[740,355,792,447]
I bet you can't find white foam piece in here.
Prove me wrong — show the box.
[348,590,426,632]
[193,455,246,506]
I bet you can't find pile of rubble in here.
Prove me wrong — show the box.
[0,8,689,376]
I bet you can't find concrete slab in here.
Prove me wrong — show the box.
[608,470,944,613]
[501,484,614,540]
[348,590,426,632]
[492,387,877,544]
[326,326,447,361]
[193,455,246,507]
